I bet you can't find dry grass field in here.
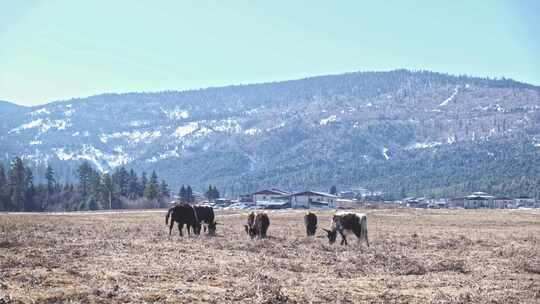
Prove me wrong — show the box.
[1,208,539,303]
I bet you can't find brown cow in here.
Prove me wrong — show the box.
[244,212,270,239]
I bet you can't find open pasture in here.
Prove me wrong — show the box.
[1,209,539,303]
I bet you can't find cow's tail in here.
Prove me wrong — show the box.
[166,208,173,225]
[361,215,369,247]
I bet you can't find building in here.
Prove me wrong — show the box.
[514,196,536,208]
[251,189,290,205]
[463,192,494,209]
[330,198,359,209]
[289,191,338,208]
[492,197,513,209]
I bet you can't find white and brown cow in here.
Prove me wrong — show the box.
[323,212,369,246]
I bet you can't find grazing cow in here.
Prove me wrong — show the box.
[304,212,318,236]
[244,212,270,239]
[165,204,200,237]
[193,205,218,235]
[323,212,369,246]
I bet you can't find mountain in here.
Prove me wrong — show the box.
[1,69,540,198]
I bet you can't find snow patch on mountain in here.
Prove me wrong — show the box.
[29,140,42,146]
[407,142,442,150]
[439,86,459,106]
[128,121,148,127]
[320,115,337,126]
[382,147,390,160]
[214,118,241,133]
[162,107,189,120]
[10,119,44,132]
[244,128,261,136]
[174,122,199,138]
[146,147,181,163]
[64,108,75,117]
[10,118,70,134]
[31,108,50,116]
[100,130,162,144]
[53,145,132,171]
[266,122,286,132]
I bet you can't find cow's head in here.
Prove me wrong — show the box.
[323,228,337,244]
[244,224,257,238]
[208,221,218,236]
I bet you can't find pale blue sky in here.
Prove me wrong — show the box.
[1,1,538,106]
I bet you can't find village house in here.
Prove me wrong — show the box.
[251,189,290,204]
[330,198,359,209]
[492,197,514,209]
[289,191,338,208]
[514,196,536,208]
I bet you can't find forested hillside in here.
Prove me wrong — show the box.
[1,70,539,198]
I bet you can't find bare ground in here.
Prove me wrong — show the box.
[0,208,539,303]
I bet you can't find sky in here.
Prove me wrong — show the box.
[0,1,538,106]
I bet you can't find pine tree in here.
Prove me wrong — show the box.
[8,157,26,211]
[101,173,116,209]
[0,164,7,211]
[127,169,140,199]
[140,172,148,197]
[186,185,193,203]
[112,166,129,197]
[77,161,93,197]
[144,171,159,200]
[213,186,220,200]
[205,185,220,201]
[330,185,337,195]
[24,167,36,211]
[205,185,213,201]
[159,180,170,198]
[179,185,186,203]
[45,165,56,195]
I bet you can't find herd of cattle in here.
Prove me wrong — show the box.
[165,203,369,246]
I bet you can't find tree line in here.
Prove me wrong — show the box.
[0,158,174,212]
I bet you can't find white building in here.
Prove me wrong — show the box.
[289,191,338,208]
[252,189,290,204]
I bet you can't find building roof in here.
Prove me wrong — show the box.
[252,189,290,196]
[289,191,338,198]
[465,196,489,200]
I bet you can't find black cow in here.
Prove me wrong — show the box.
[244,212,270,239]
[304,212,317,236]
[165,204,200,237]
[323,212,369,246]
[193,205,218,235]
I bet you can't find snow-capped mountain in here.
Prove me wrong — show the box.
[2,70,540,197]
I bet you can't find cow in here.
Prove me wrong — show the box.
[323,212,369,246]
[165,203,200,237]
[304,212,317,236]
[244,212,270,239]
[192,205,218,236]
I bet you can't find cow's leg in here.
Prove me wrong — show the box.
[169,221,174,236]
[187,224,191,236]
[178,223,183,237]
[365,233,370,247]
[339,231,348,245]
